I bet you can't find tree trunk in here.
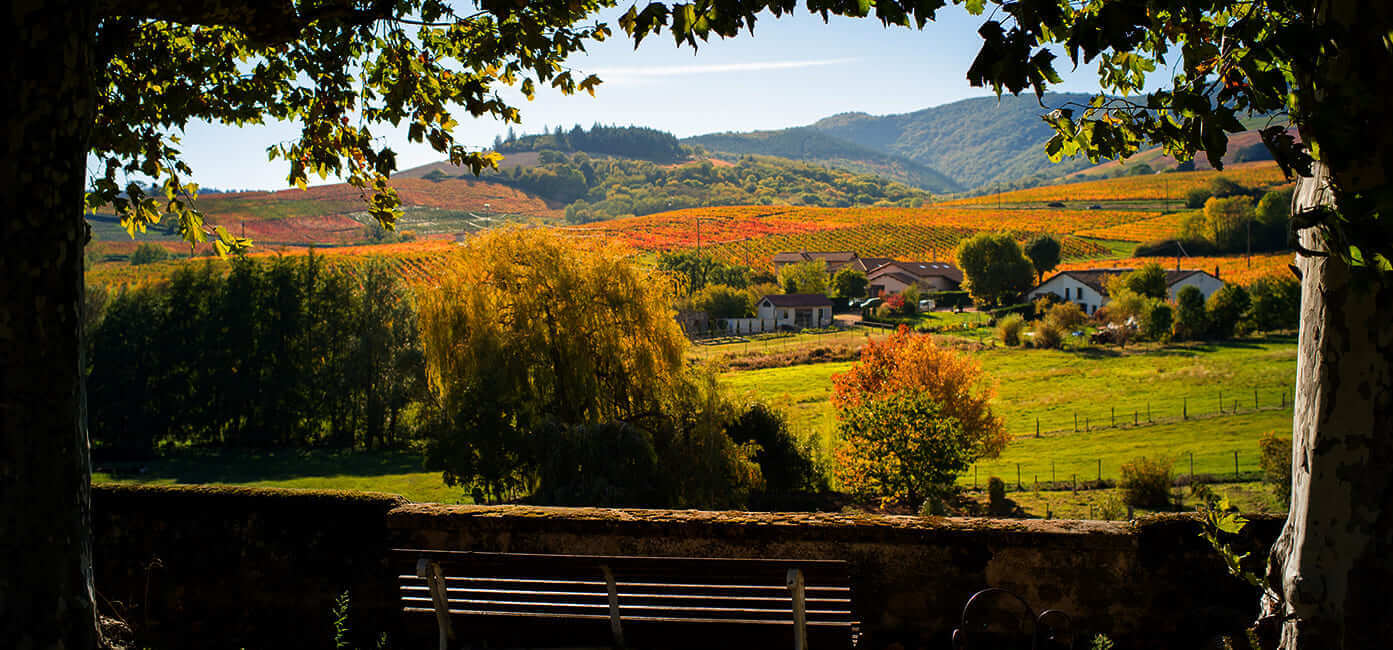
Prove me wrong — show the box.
[0,3,100,648]
[1261,165,1393,647]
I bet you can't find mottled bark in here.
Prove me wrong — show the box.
[0,3,100,649]
[1261,169,1393,649]
[1256,0,1393,645]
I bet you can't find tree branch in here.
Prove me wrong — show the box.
[94,0,397,44]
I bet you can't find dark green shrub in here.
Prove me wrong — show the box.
[988,476,1007,515]
[1133,237,1219,257]
[726,402,827,503]
[1248,276,1301,332]
[1144,303,1173,341]
[1119,456,1174,508]
[129,242,170,265]
[1185,188,1211,209]
[1173,285,1209,340]
[1207,284,1252,339]
[1259,431,1292,508]
[927,290,972,309]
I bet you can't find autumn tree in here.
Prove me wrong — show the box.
[954,233,1035,307]
[685,283,752,319]
[830,267,869,299]
[834,391,972,508]
[1023,234,1061,285]
[831,327,1008,462]
[1203,196,1256,251]
[777,259,829,295]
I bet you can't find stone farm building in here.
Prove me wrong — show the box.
[1027,268,1225,315]
[772,251,963,296]
[865,261,964,296]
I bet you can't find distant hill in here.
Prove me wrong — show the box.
[684,127,963,194]
[686,93,1101,192]
[1064,128,1292,180]
[809,92,1107,190]
[428,151,933,223]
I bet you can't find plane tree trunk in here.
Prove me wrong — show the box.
[1261,168,1393,649]
[0,3,100,648]
[1260,2,1393,644]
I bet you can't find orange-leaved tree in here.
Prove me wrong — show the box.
[830,326,1008,505]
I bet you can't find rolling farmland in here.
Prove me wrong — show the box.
[1057,252,1293,286]
[566,204,1170,268]
[939,161,1289,206]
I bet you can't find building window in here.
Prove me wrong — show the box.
[1065,287,1071,299]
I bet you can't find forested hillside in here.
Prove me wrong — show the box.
[422,150,934,223]
[809,92,1100,189]
[684,127,962,194]
[495,124,686,163]
[688,93,1103,192]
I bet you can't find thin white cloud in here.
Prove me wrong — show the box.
[590,58,859,82]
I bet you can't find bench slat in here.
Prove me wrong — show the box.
[403,607,858,627]
[394,549,859,649]
[401,597,855,620]
[402,585,851,605]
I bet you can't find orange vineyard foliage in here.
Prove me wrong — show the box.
[198,177,560,222]
[1057,253,1293,286]
[1075,211,1196,242]
[939,162,1289,205]
[567,204,1163,268]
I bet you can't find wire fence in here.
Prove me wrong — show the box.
[964,446,1273,494]
[1004,385,1295,439]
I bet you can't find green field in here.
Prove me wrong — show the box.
[721,336,1297,482]
[93,337,1297,511]
[93,449,465,504]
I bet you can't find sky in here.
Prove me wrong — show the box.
[164,5,1142,191]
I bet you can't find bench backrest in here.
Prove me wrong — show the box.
[394,549,857,649]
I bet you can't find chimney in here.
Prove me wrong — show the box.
[1215,265,1220,279]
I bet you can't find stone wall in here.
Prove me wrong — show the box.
[93,484,1280,649]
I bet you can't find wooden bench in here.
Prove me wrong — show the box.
[394,549,859,649]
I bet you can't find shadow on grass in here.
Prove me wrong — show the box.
[95,448,428,485]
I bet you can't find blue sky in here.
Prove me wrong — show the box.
[170,6,1140,191]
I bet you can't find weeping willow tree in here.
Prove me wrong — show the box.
[417,227,759,506]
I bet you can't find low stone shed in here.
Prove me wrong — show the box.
[93,484,1278,650]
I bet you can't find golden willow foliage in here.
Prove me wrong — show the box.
[830,327,1009,504]
[416,228,759,506]
[419,227,685,423]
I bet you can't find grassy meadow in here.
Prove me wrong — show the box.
[721,335,1297,486]
[92,449,466,504]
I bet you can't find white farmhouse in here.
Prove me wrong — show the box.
[1027,268,1225,314]
[755,294,834,330]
